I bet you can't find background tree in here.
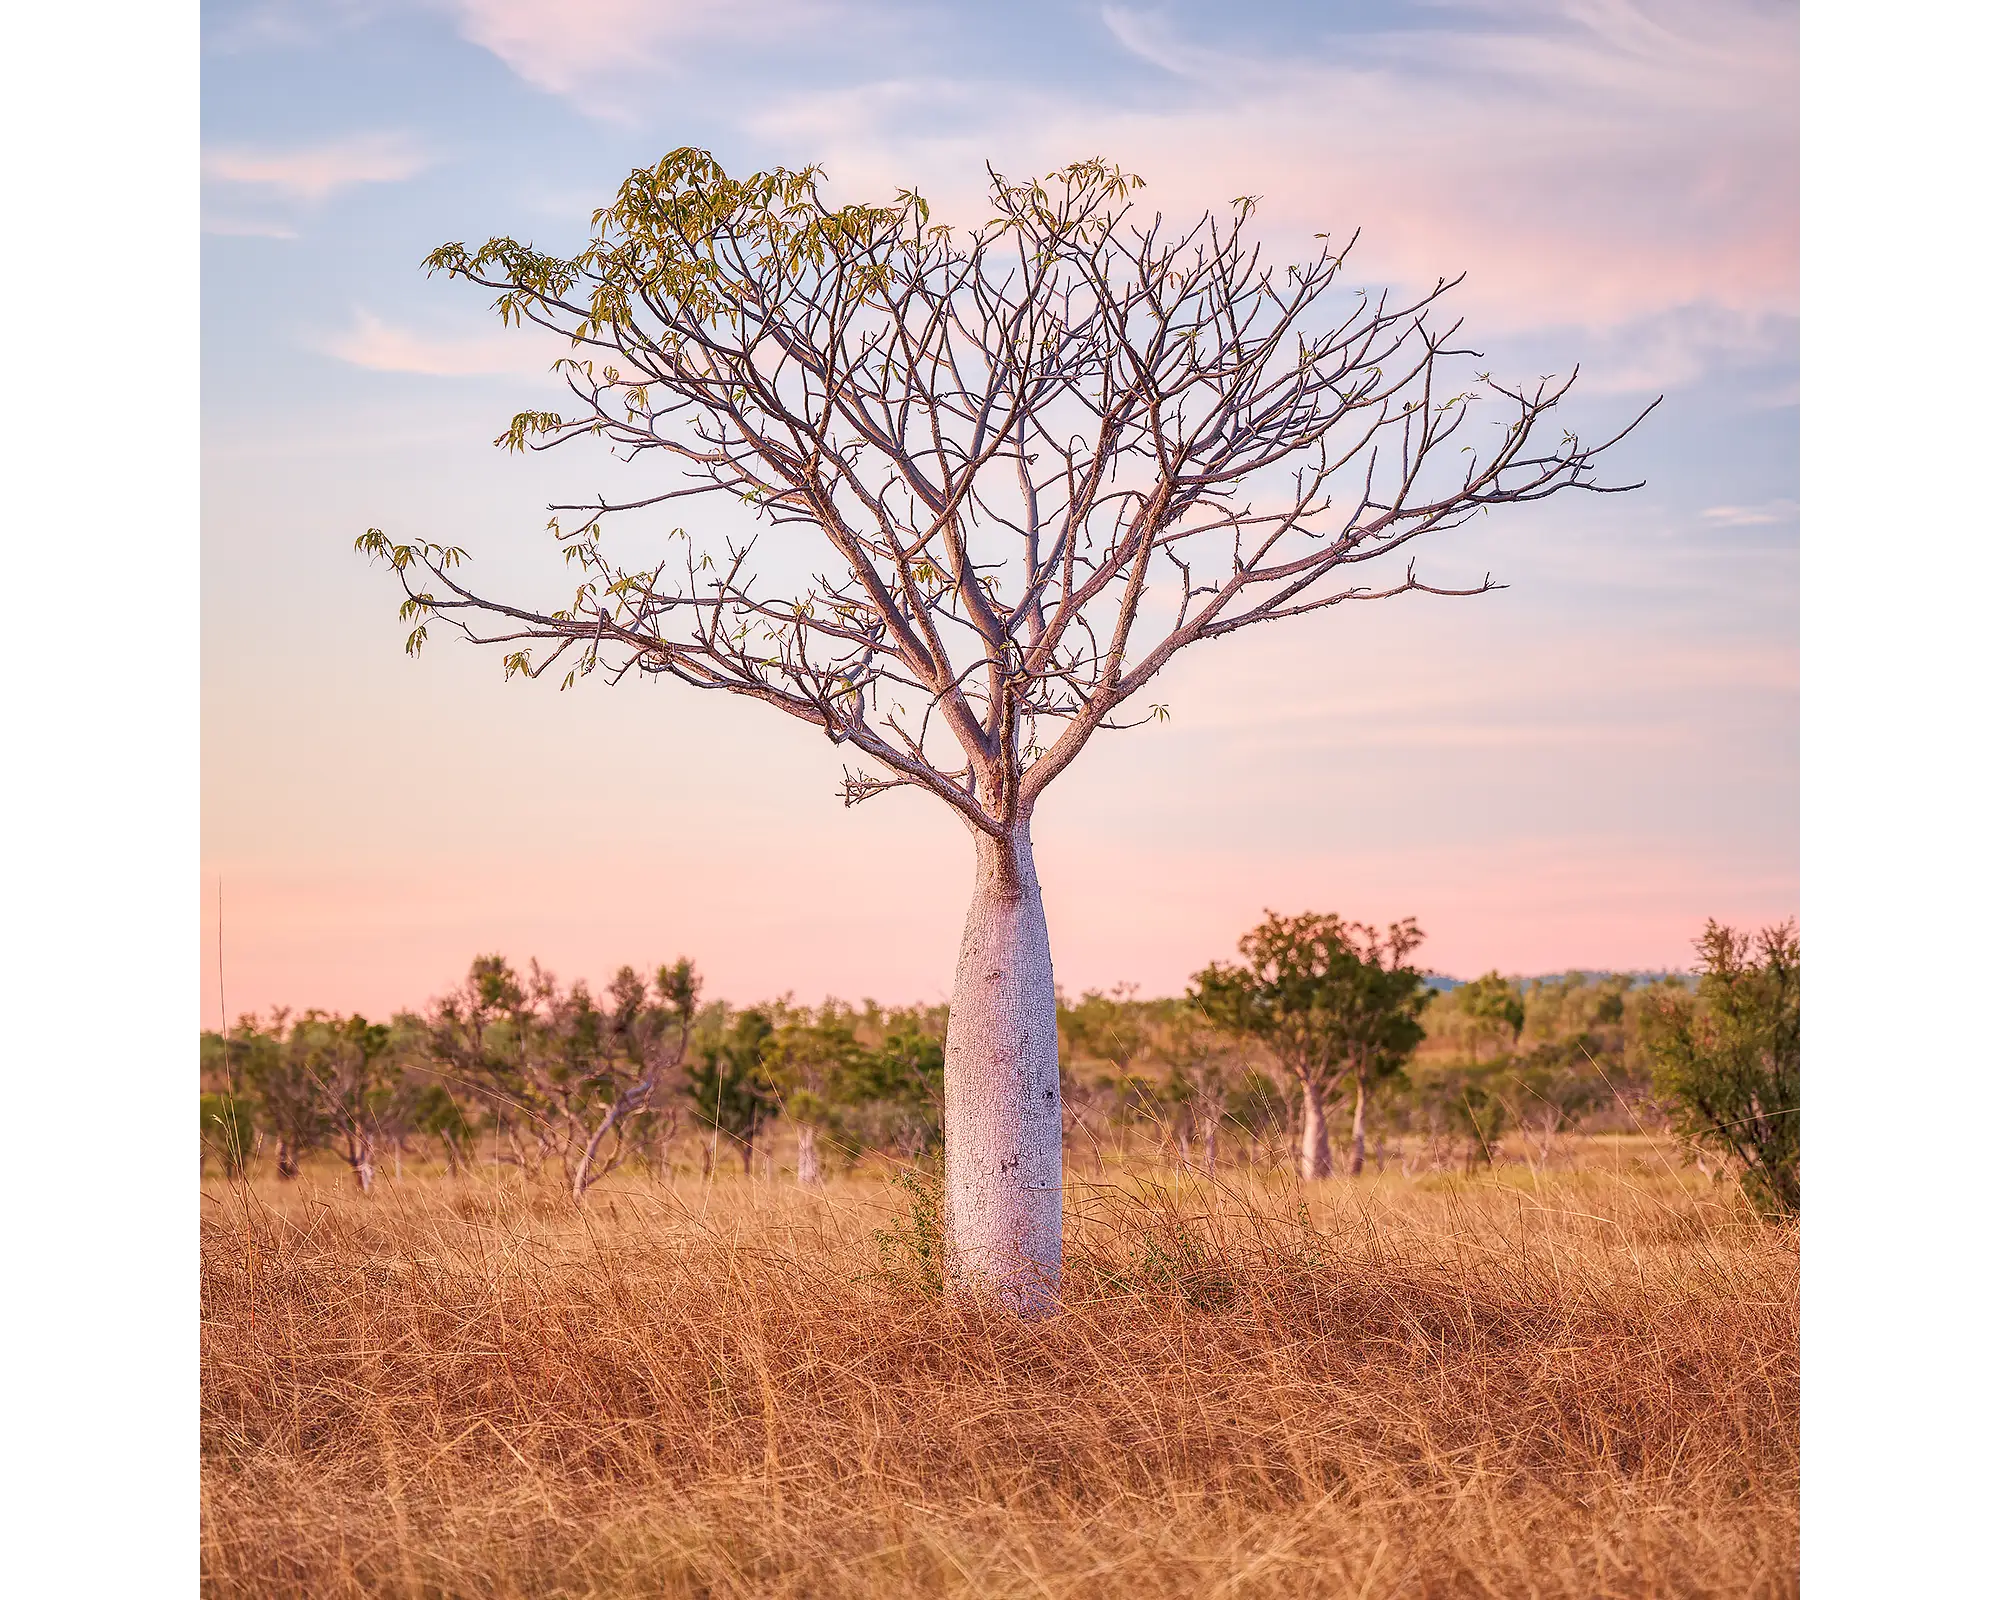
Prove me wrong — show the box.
[360,150,1648,1308]
[836,1012,946,1163]
[236,1010,327,1180]
[761,1001,865,1184]
[1333,920,1433,1175]
[417,957,549,1172]
[1196,911,1380,1180]
[1154,999,1240,1178]
[1458,971,1526,1063]
[302,1012,396,1193]
[413,954,699,1198]
[569,959,699,1199]
[687,1009,777,1175]
[406,1081,475,1176]
[1058,985,1152,1174]
[1644,920,1800,1216]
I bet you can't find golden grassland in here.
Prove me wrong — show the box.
[201,1142,1798,1598]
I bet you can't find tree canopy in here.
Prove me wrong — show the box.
[360,150,1649,836]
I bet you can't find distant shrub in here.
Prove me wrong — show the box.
[1645,920,1800,1217]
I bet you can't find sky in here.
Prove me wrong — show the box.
[199,0,1798,1025]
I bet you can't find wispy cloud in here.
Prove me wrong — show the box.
[435,0,1794,354]
[747,1,1795,343]
[201,213,301,240]
[203,131,433,202]
[440,0,829,112]
[313,308,556,377]
[1702,501,1798,528]
[205,0,389,55]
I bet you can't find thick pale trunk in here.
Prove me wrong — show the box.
[1298,1074,1332,1180]
[1348,1074,1368,1177]
[944,818,1063,1316]
[796,1124,821,1186]
[353,1135,375,1195]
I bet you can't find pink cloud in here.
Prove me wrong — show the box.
[313,307,569,376]
[441,0,826,110]
[751,2,1796,335]
[202,130,432,202]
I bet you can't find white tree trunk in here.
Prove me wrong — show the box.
[1348,1074,1369,1178]
[1298,1074,1332,1180]
[945,817,1063,1316]
[796,1123,822,1186]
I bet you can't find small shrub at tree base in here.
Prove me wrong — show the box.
[871,1169,945,1297]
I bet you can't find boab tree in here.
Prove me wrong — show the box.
[358,151,1649,1312]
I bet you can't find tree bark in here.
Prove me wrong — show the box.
[275,1138,299,1181]
[944,816,1063,1316]
[1204,1115,1218,1180]
[1298,1074,1332,1180]
[1348,1072,1368,1178]
[574,1076,654,1204]
[796,1123,821,1186]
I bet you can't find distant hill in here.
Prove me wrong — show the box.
[1424,970,1695,993]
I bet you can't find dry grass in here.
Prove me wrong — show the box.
[201,1148,1797,1598]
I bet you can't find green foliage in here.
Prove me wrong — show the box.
[871,1169,946,1298]
[687,1008,778,1169]
[1119,1219,1236,1309]
[406,1082,474,1169]
[835,1015,945,1162]
[232,1011,326,1176]
[760,1004,866,1132]
[1224,1070,1297,1139]
[1458,971,1526,1060]
[414,953,700,1188]
[1645,921,1801,1216]
[1399,1064,1512,1163]
[1194,911,1431,1096]
[1059,986,1147,1073]
[195,925,1758,1187]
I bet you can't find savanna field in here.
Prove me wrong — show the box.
[201,1143,1798,1599]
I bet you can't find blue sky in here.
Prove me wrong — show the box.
[200,0,1798,1022]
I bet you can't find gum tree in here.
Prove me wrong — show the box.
[1194,911,1425,1180]
[359,150,1648,1312]
[1332,921,1432,1176]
